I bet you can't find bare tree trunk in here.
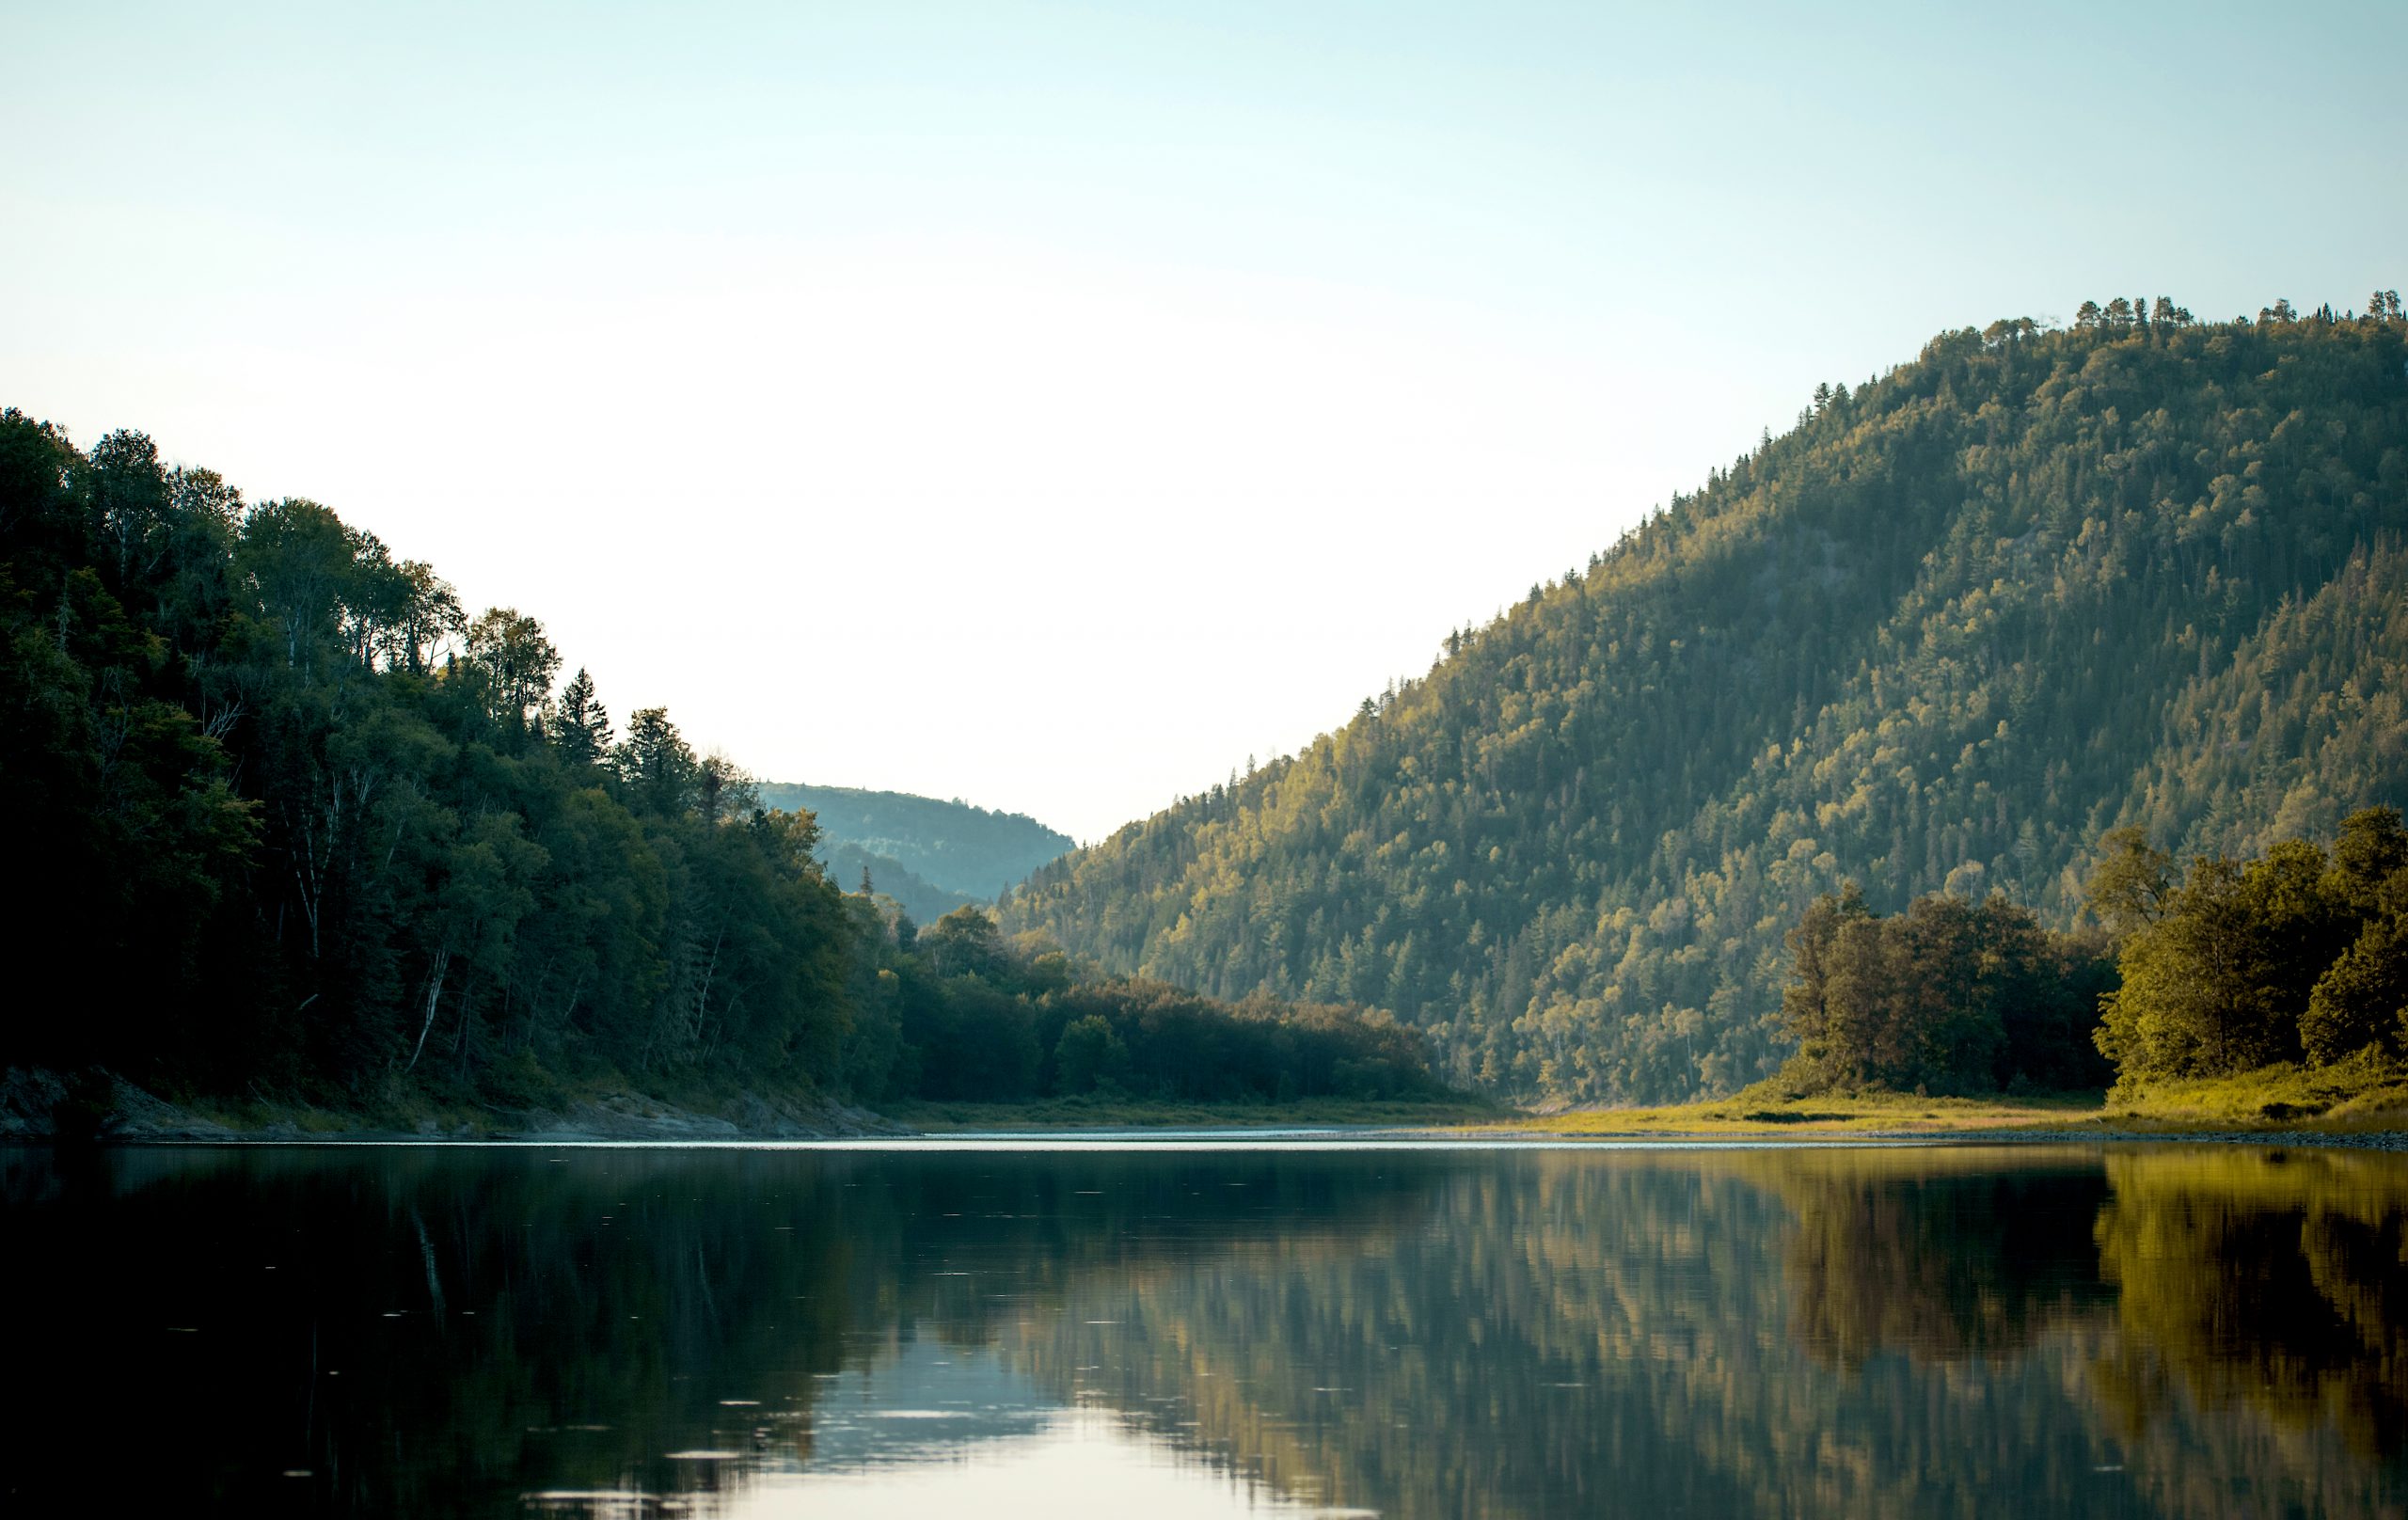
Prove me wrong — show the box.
[283,803,328,959]
[689,924,726,1053]
[537,971,586,1054]
[403,949,452,1074]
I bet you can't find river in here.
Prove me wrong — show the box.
[5,1138,2401,1516]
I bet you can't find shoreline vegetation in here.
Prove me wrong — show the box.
[8,792,2406,1148]
[0,1063,1494,1145]
[1731,809,2408,1138]
[8,1060,2403,1146]
[1497,1060,2408,1141]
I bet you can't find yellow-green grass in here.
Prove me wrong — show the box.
[1477,1059,2408,1140]
[2099,1056,2408,1132]
[1479,1089,2105,1138]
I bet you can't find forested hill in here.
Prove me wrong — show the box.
[1003,299,2408,1105]
[755,783,1074,900]
[814,840,975,927]
[0,411,1435,1116]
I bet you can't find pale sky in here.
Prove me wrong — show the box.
[7,1,2401,841]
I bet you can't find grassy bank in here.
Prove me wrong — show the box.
[20,1061,2406,1144]
[876,1093,1506,1132]
[1489,1089,2105,1137]
[1485,1058,2408,1139]
[2099,1055,2408,1131]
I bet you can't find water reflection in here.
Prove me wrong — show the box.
[2093,1148,2408,1465]
[4,1142,2402,1517]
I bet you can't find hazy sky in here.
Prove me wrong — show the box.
[7,2,2400,840]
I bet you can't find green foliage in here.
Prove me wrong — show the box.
[838,900,1443,1105]
[2084,827,2173,941]
[2304,916,2408,1064]
[1006,306,2408,1102]
[1,410,1422,1114]
[1053,1013,1130,1095]
[1778,887,2114,1095]
[2099,809,2408,1081]
[0,395,867,1100]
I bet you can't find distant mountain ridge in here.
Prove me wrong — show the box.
[814,841,975,926]
[1004,302,2408,1104]
[756,783,1075,902]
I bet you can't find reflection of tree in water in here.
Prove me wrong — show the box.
[2093,1148,2408,1463]
[1735,1148,2407,1517]
[995,1156,1802,1520]
[990,1149,2408,1520]
[8,1145,2408,1519]
[1761,1148,2407,1513]
[0,1147,1437,1517]
[993,1153,2139,1520]
[8,1147,861,1514]
[1768,1151,2113,1368]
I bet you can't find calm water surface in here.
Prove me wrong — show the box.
[6,1139,2403,1517]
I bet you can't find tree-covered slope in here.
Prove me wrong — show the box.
[816,838,976,925]
[0,412,1432,1116]
[1004,303,2408,1103]
[756,782,1073,898]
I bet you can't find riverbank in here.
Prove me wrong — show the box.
[879,1093,1507,1132]
[10,1063,2405,1148]
[0,1067,906,1143]
[1484,1061,2408,1145]
[0,1066,1481,1144]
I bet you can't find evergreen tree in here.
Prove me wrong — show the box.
[552,667,612,766]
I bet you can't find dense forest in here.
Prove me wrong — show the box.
[1766,807,2406,1101]
[1774,886,2114,1095]
[754,782,1074,899]
[0,412,1429,1115]
[1006,297,2408,1103]
[838,902,1437,1104]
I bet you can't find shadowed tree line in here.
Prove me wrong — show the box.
[0,411,1435,1116]
[841,900,1439,1103]
[1776,886,2115,1094]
